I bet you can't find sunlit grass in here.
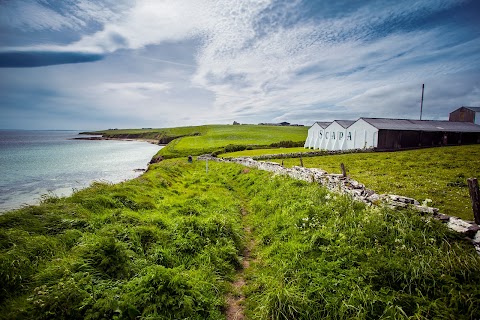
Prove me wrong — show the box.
[1,159,479,319]
[238,174,480,320]
[271,145,480,221]
[159,125,307,158]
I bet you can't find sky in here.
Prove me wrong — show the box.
[0,0,479,130]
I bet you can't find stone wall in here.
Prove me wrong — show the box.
[198,154,480,254]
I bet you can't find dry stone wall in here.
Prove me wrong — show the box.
[198,154,480,254]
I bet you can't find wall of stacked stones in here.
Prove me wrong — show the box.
[198,155,480,254]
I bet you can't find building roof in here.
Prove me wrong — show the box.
[314,121,332,128]
[463,106,480,112]
[334,120,356,128]
[361,118,480,132]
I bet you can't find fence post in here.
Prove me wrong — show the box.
[467,178,480,225]
[340,163,347,178]
[300,155,303,167]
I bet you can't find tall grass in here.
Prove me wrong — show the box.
[234,173,480,319]
[0,160,244,319]
[1,160,479,319]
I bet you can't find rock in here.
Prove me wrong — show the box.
[388,195,420,205]
[434,213,450,222]
[473,231,480,244]
[366,193,380,203]
[412,205,439,215]
[447,217,472,234]
[349,180,364,189]
[149,155,164,164]
[466,225,480,238]
[390,202,408,209]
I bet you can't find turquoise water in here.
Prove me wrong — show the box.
[0,130,162,212]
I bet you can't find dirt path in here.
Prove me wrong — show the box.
[225,207,253,320]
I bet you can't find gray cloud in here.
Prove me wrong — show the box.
[0,51,104,68]
[0,0,479,129]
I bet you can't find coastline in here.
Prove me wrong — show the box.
[72,136,164,145]
[1,132,163,213]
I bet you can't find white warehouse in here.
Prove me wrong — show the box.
[304,118,480,151]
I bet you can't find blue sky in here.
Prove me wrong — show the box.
[0,0,479,130]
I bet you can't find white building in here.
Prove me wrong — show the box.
[304,117,480,151]
[304,122,331,149]
[322,120,355,151]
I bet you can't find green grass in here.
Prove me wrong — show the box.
[270,145,480,221]
[238,174,480,319]
[0,160,245,319]
[86,125,308,159]
[84,125,210,139]
[221,147,308,158]
[1,159,479,319]
[158,125,307,158]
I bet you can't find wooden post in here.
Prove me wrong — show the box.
[340,163,347,178]
[281,160,284,166]
[300,155,303,167]
[467,178,480,225]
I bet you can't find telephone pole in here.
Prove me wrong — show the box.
[420,84,424,120]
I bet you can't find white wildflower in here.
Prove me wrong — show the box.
[422,198,433,206]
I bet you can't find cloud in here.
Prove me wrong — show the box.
[0,0,130,31]
[0,50,104,68]
[95,82,171,100]
[0,0,479,129]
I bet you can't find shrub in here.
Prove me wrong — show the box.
[269,140,304,148]
[78,236,133,279]
[119,266,224,319]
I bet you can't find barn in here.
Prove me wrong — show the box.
[449,106,480,125]
[304,117,480,151]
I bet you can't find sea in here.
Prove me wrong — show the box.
[0,130,162,212]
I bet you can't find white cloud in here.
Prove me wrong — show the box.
[0,0,129,32]
[1,0,478,129]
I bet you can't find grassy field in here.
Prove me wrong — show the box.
[0,160,244,319]
[267,145,480,221]
[158,125,307,158]
[87,125,308,159]
[238,171,480,319]
[1,160,479,319]
[85,125,210,139]
[221,147,308,158]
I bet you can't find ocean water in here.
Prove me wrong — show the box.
[0,130,162,212]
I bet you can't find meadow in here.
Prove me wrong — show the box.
[87,125,308,158]
[1,160,479,319]
[85,125,211,140]
[0,160,245,319]
[265,145,480,221]
[2,125,480,319]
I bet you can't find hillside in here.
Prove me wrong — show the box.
[84,125,308,158]
[1,160,479,319]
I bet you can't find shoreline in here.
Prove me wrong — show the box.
[71,136,166,145]
[1,135,163,214]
